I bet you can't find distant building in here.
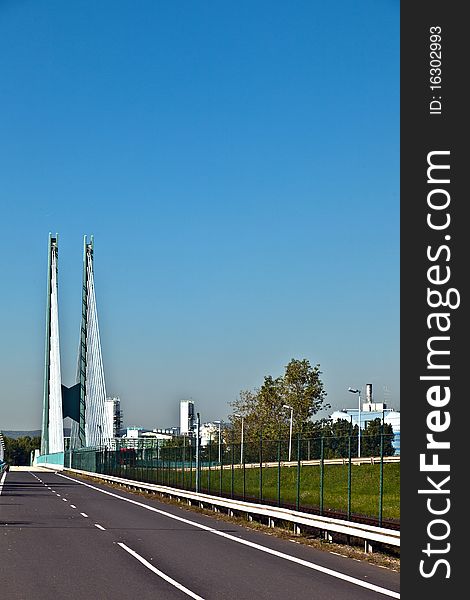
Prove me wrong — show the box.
[152,427,180,436]
[330,385,400,455]
[104,397,123,441]
[199,422,219,447]
[384,410,400,455]
[141,430,172,441]
[120,426,173,449]
[125,427,143,439]
[180,400,195,435]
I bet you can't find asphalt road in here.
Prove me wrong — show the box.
[0,469,400,599]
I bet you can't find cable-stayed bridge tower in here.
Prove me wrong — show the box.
[72,235,107,449]
[41,234,108,455]
[41,234,64,455]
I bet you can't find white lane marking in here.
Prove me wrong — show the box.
[80,512,89,518]
[70,505,77,509]
[0,471,7,495]
[57,473,399,598]
[94,523,106,531]
[62,498,68,502]
[56,494,61,497]
[118,543,204,600]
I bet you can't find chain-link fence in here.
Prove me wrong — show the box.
[66,432,399,527]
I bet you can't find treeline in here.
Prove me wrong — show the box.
[2,435,41,466]
[311,417,395,458]
[223,358,395,458]
[156,416,395,463]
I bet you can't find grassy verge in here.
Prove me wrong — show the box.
[110,461,400,521]
[198,462,400,520]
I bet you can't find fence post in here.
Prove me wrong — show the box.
[208,434,211,494]
[277,438,281,507]
[379,429,384,526]
[320,436,324,516]
[167,445,171,485]
[259,433,263,503]
[189,439,193,490]
[231,436,234,499]
[180,442,184,488]
[195,413,200,493]
[146,446,149,483]
[219,437,223,497]
[296,434,301,511]
[151,444,155,484]
[181,435,186,490]
[348,435,352,520]
[242,439,246,501]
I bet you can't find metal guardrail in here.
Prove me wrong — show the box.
[62,467,400,553]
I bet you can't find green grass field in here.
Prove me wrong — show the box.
[109,459,400,522]
[195,462,400,521]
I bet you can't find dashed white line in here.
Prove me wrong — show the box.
[80,512,89,518]
[118,543,204,600]
[70,505,77,509]
[94,523,106,531]
[58,473,400,599]
[62,498,68,502]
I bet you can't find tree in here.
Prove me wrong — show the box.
[360,419,395,457]
[282,359,329,435]
[319,419,359,458]
[229,388,265,449]
[4,435,41,466]
[229,358,329,443]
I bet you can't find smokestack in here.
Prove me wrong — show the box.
[366,383,373,404]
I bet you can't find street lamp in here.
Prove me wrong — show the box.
[283,405,294,462]
[348,388,361,458]
[234,414,244,465]
[214,420,223,464]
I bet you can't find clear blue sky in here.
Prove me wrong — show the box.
[0,0,399,430]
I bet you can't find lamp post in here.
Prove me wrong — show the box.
[348,387,361,458]
[283,405,294,462]
[234,414,244,465]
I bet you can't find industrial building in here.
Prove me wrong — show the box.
[330,384,400,455]
[180,400,195,435]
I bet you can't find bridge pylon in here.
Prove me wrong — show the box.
[41,233,64,455]
[70,235,107,449]
[40,234,108,455]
